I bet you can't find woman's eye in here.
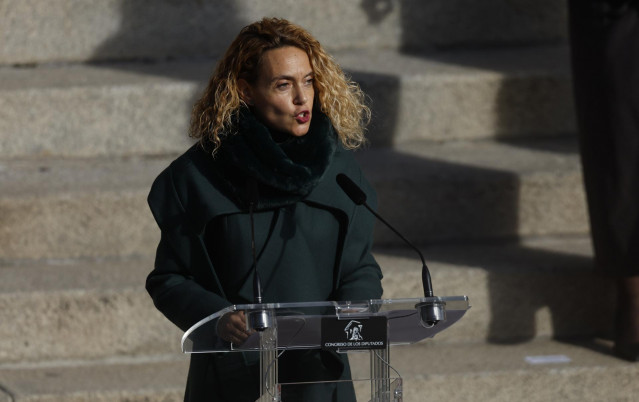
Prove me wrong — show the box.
[305,78,314,86]
[276,82,290,89]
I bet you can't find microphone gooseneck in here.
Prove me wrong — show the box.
[336,173,444,327]
[336,173,434,297]
[246,180,271,331]
[247,180,262,304]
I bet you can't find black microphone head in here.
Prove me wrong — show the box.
[336,174,367,205]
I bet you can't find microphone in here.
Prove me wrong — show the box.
[246,179,271,331]
[246,180,262,304]
[336,173,445,327]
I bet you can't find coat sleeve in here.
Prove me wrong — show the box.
[332,169,384,302]
[145,165,232,332]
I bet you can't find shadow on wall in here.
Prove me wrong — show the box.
[91,0,247,66]
[397,0,568,51]
[431,243,613,343]
[480,248,614,343]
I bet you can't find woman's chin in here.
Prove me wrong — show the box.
[289,124,311,137]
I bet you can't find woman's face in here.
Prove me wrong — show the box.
[240,46,315,137]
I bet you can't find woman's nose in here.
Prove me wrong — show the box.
[293,85,308,105]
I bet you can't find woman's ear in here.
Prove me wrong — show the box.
[237,79,254,106]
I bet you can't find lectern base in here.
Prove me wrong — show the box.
[256,377,402,402]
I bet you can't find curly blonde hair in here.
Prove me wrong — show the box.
[190,17,370,154]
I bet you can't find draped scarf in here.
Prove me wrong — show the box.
[212,105,337,210]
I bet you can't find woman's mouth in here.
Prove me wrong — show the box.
[295,111,311,124]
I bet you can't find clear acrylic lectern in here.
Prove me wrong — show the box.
[182,296,470,402]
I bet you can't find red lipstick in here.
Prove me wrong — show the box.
[295,111,311,124]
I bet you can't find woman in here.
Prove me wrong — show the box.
[146,17,383,401]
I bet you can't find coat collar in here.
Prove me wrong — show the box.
[180,143,355,236]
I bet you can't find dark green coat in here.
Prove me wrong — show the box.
[146,143,383,401]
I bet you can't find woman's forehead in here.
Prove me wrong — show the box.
[258,46,313,81]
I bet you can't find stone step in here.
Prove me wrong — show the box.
[347,338,638,402]
[0,339,634,402]
[0,136,586,259]
[1,45,575,158]
[362,136,588,245]
[0,257,182,364]
[345,45,575,147]
[1,0,567,65]
[0,237,610,363]
[0,156,164,260]
[0,354,189,402]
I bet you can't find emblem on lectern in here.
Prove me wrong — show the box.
[344,320,364,341]
[321,316,387,351]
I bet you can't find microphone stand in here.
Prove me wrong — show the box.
[336,174,445,327]
[246,180,272,332]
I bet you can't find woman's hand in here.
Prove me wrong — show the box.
[217,311,252,345]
